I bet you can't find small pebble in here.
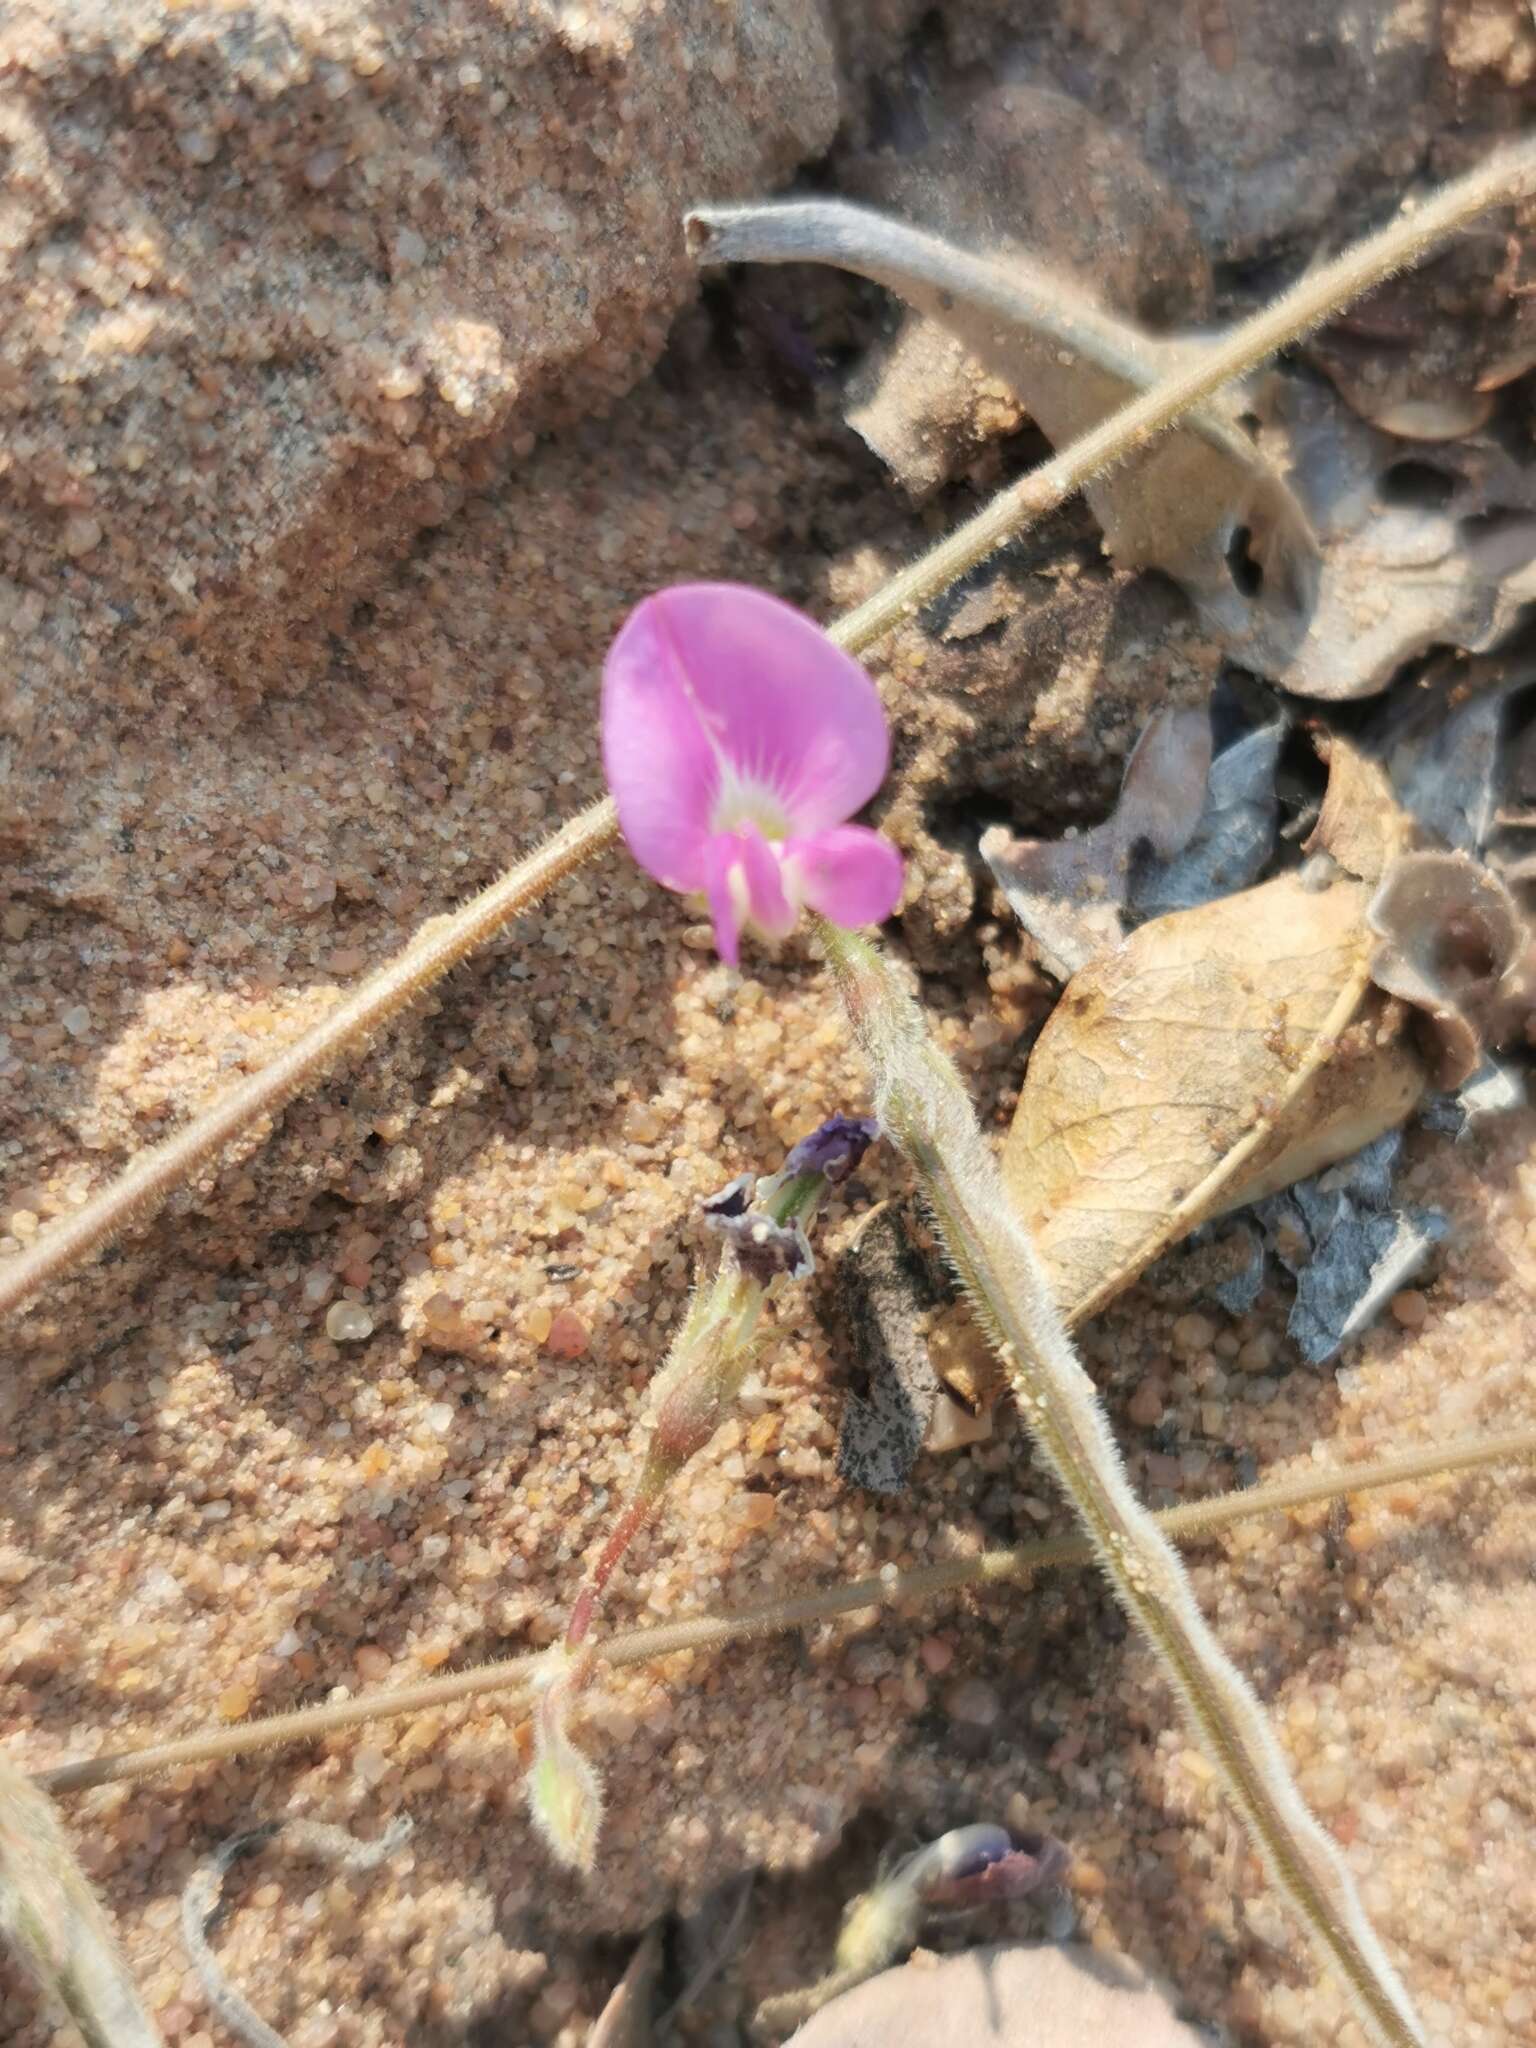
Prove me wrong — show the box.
[60,1005,92,1037]
[1127,1381,1164,1428]
[325,1301,374,1343]
[545,1307,588,1358]
[354,1645,392,1684]
[1171,1312,1217,1354]
[1389,1289,1429,1328]
[944,1676,1000,1729]
[61,516,103,559]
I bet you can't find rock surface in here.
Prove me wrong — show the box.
[790,1943,1206,2046]
[0,0,838,830]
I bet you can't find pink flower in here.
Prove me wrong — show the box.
[601,583,903,965]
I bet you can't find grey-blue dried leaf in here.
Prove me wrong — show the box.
[1248,1132,1448,1365]
[1131,719,1284,921]
[981,705,1211,977]
[1385,682,1508,855]
[1420,1056,1526,1138]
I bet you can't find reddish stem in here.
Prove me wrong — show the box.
[564,1491,662,1652]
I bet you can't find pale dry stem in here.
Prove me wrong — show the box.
[5,143,1533,1318]
[0,800,615,1319]
[31,1424,1536,1798]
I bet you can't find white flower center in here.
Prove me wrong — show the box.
[711,767,791,842]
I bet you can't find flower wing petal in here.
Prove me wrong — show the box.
[703,828,795,966]
[786,825,904,929]
[601,595,723,891]
[644,584,889,832]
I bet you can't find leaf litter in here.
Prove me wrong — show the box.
[989,717,1527,1366]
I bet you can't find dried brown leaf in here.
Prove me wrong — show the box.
[1003,864,1427,1325]
[1306,731,1408,882]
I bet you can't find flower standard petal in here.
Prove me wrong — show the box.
[601,595,723,892]
[785,825,904,929]
[635,584,890,832]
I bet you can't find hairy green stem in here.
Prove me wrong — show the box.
[817,922,1427,2048]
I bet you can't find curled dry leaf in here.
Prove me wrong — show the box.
[686,199,1320,646]
[787,1943,1204,2048]
[1366,849,1526,1088]
[1003,740,1428,1326]
[835,80,1213,498]
[981,706,1211,978]
[1232,371,1536,699]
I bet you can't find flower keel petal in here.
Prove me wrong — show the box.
[703,828,794,966]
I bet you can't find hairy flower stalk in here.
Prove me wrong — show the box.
[816,921,1425,2048]
[0,1754,161,2048]
[528,1114,878,1869]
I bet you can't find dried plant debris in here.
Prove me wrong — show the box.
[1305,223,1536,441]
[983,705,1288,973]
[754,1826,1069,2037]
[0,1755,161,2048]
[832,1202,947,1495]
[1230,370,1536,698]
[658,1876,754,2035]
[181,1815,413,2048]
[999,730,1533,1330]
[834,80,1213,497]
[590,1926,663,2048]
[980,705,1212,977]
[1421,1055,1526,1136]
[785,1942,1206,2048]
[695,189,1536,706]
[687,199,1321,648]
[992,687,1530,1356]
[1130,717,1285,922]
[1372,657,1527,855]
[1213,1131,1450,1364]
[1367,849,1526,1087]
